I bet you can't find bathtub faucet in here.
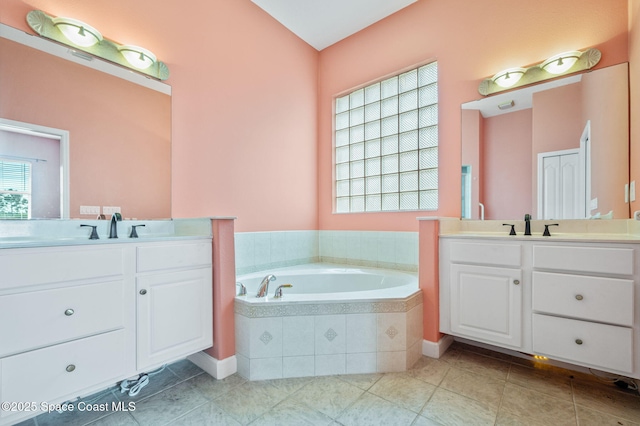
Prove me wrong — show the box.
[256,274,276,298]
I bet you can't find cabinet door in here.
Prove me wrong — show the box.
[450,264,522,348]
[137,268,212,370]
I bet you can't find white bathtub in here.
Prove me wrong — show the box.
[234,263,423,380]
[236,263,419,303]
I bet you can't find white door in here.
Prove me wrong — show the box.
[450,264,522,348]
[538,149,582,219]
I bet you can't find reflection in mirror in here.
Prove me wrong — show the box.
[0,120,69,219]
[0,26,171,220]
[461,63,629,221]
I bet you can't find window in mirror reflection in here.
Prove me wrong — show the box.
[0,160,31,219]
[0,122,66,219]
[461,165,471,219]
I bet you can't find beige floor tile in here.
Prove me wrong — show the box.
[411,415,444,426]
[368,372,436,413]
[336,392,418,426]
[338,373,383,390]
[573,381,640,423]
[405,357,450,386]
[190,372,247,400]
[85,411,139,426]
[251,398,334,426]
[495,410,573,426]
[507,363,573,401]
[291,376,365,419]
[448,350,510,381]
[500,382,576,426]
[420,388,497,426]
[576,404,640,426]
[439,367,505,410]
[130,381,209,426]
[212,380,288,424]
[169,401,241,426]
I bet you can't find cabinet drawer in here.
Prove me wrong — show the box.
[137,242,211,272]
[533,245,634,275]
[0,247,124,291]
[532,314,633,373]
[532,272,633,326]
[0,280,125,357]
[0,330,126,418]
[450,242,521,267]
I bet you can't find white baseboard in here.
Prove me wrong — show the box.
[422,335,454,359]
[187,351,237,380]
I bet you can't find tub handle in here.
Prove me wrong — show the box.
[273,284,293,299]
[236,282,247,296]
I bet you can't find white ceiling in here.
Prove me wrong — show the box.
[251,0,417,51]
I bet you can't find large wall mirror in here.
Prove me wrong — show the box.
[0,25,171,220]
[461,63,629,221]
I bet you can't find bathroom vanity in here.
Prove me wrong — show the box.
[0,226,212,425]
[439,224,640,380]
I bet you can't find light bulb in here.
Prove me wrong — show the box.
[492,68,526,88]
[52,17,102,47]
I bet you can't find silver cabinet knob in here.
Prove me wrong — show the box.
[513,279,520,285]
[575,339,583,345]
[64,309,75,316]
[575,294,584,301]
[66,364,76,372]
[139,289,147,295]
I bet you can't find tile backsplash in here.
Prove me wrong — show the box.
[235,230,418,275]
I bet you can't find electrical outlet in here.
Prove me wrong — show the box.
[590,198,598,211]
[103,206,121,216]
[80,205,100,215]
[631,181,636,202]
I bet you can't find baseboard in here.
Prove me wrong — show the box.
[187,351,237,380]
[422,335,454,359]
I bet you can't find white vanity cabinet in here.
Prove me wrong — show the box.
[0,238,212,426]
[440,241,525,350]
[440,236,640,379]
[136,242,213,370]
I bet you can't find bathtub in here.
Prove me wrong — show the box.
[234,263,423,380]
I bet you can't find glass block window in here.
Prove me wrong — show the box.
[335,62,438,213]
[0,160,31,219]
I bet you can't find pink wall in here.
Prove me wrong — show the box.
[318,0,628,231]
[582,63,630,218]
[482,109,533,220]
[630,0,640,214]
[0,0,319,232]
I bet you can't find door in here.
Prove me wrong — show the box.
[450,264,523,348]
[538,149,582,219]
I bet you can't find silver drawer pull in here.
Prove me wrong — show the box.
[64,309,75,316]
[66,364,76,372]
[575,339,583,345]
[575,295,584,301]
[513,279,520,285]
[139,289,147,295]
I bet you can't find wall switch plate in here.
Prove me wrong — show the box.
[631,181,636,202]
[80,205,100,215]
[590,198,598,211]
[103,206,121,216]
[625,184,629,203]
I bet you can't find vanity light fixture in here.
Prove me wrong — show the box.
[51,17,102,47]
[539,50,582,74]
[118,45,156,69]
[26,10,169,80]
[479,48,600,96]
[492,68,526,88]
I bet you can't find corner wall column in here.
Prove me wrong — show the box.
[418,218,442,343]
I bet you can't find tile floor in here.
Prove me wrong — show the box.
[18,342,640,426]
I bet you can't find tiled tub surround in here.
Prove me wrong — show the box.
[234,264,423,380]
[235,230,418,275]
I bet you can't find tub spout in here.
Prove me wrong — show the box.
[256,274,276,298]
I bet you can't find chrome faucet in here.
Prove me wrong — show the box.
[524,214,531,236]
[256,274,276,298]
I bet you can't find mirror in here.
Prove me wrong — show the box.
[0,28,171,220]
[461,63,629,220]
